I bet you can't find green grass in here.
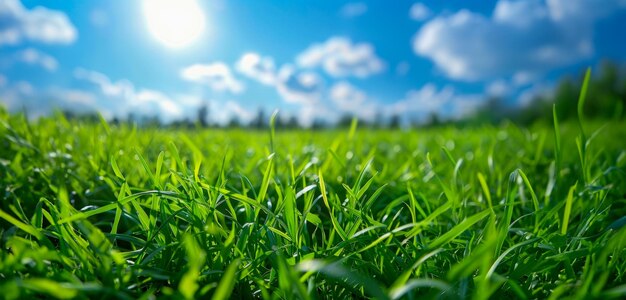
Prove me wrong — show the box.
[1,95,626,297]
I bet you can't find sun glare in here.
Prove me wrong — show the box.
[142,0,206,49]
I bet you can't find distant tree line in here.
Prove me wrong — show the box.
[58,61,625,129]
[460,61,626,127]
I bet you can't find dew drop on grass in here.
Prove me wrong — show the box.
[423,170,435,182]
[346,151,354,160]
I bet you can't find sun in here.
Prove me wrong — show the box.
[142,0,206,49]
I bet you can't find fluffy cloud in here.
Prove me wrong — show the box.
[74,68,133,98]
[516,82,554,107]
[14,80,33,95]
[234,53,327,106]
[75,68,184,121]
[0,67,252,124]
[0,0,77,46]
[276,65,324,104]
[181,63,244,94]
[486,80,510,97]
[546,0,626,22]
[391,84,483,120]
[0,81,98,119]
[235,53,277,86]
[295,104,334,127]
[410,3,431,21]
[328,81,377,120]
[297,37,385,78]
[0,81,38,117]
[15,48,58,71]
[50,88,97,106]
[391,84,453,114]
[340,2,368,18]
[413,0,626,81]
[330,81,366,109]
[208,100,255,125]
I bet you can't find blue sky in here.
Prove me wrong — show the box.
[1,0,625,125]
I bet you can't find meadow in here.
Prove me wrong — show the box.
[1,76,626,299]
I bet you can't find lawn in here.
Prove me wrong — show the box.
[1,98,626,298]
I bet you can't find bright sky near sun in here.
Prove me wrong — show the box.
[1,0,626,125]
[143,0,206,49]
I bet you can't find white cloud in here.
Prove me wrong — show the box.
[235,52,277,86]
[493,0,549,27]
[329,81,378,120]
[276,65,324,104]
[135,90,183,117]
[14,80,33,95]
[176,94,204,107]
[517,82,554,107]
[74,68,185,121]
[391,84,453,114]
[181,63,244,94]
[485,71,539,98]
[391,84,483,120]
[486,80,510,96]
[74,68,134,98]
[50,88,97,106]
[546,0,626,22]
[297,37,385,78]
[15,48,58,71]
[0,0,77,46]
[330,81,366,109]
[209,100,255,125]
[0,81,99,118]
[512,71,537,86]
[234,53,331,106]
[448,95,484,119]
[297,103,339,127]
[224,101,254,123]
[413,0,626,81]
[341,2,368,18]
[0,81,36,115]
[410,3,431,21]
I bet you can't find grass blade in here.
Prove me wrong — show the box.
[429,210,490,249]
[212,259,241,300]
[562,182,578,235]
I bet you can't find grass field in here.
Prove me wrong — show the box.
[1,78,626,299]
